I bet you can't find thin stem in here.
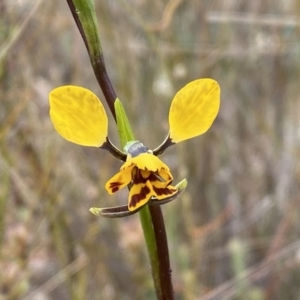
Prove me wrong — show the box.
[92,62,117,121]
[149,205,174,299]
[139,206,162,299]
[101,138,127,161]
[152,135,175,156]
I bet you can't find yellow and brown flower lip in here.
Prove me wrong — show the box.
[105,153,178,211]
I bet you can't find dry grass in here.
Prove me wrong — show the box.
[1,0,300,299]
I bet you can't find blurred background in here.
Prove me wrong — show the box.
[1,0,300,299]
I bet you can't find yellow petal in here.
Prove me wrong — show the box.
[105,167,133,194]
[157,169,173,184]
[128,180,156,211]
[49,86,108,147]
[169,79,220,143]
[150,179,178,200]
[122,153,170,173]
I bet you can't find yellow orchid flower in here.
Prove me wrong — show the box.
[105,151,178,211]
[49,79,220,213]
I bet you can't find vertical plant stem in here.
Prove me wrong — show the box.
[139,206,162,299]
[149,206,174,299]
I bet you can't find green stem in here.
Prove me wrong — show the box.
[139,206,162,299]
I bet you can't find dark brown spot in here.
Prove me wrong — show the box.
[112,186,120,193]
[129,185,151,208]
[153,186,177,197]
[132,167,148,184]
[148,173,165,183]
[109,182,123,193]
[110,182,122,187]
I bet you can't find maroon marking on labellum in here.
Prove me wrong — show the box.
[109,182,123,193]
[112,186,119,193]
[129,185,151,208]
[132,168,149,185]
[148,172,173,185]
[153,186,177,197]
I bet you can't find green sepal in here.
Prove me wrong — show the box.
[72,0,102,61]
[176,178,188,190]
[89,207,102,216]
[114,98,135,148]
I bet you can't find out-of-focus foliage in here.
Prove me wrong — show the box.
[1,0,300,299]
